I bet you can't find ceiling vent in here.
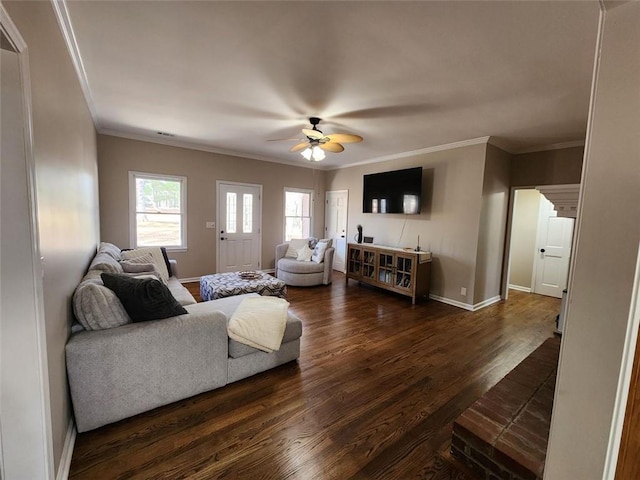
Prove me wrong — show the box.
[156,131,175,137]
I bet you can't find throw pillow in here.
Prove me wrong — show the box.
[120,254,165,283]
[73,282,131,330]
[311,241,329,264]
[319,238,333,249]
[296,245,314,262]
[101,273,187,322]
[121,247,170,282]
[285,238,309,258]
[121,261,156,274]
[98,242,122,261]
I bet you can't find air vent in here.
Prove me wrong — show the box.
[156,131,175,137]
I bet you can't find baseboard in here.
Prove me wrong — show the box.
[179,276,201,283]
[429,294,474,311]
[429,294,502,311]
[473,295,502,310]
[509,284,532,293]
[56,419,76,480]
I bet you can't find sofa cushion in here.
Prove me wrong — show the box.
[285,238,309,258]
[88,252,124,274]
[98,242,122,261]
[167,277,197,306]
[101,273,187,322]
[73,282,131,330]
[277,257,325,274]
[121,247,170,282]
[228,314,302,359]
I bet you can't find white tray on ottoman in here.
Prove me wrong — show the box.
[200,271,287,301]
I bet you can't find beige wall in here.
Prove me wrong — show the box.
[511,146,584,187]
[98,135,326,278]
[473,144,511,305]
[4,1,100,475]
[546,2,640,478]
[508,189,541,290]
[325,143,488,304]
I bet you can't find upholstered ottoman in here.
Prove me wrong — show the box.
[200,272,287,301]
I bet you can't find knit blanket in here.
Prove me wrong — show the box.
[227,296,289,353]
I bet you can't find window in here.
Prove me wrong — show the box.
[129,172,186,249]
[284,188,313,241]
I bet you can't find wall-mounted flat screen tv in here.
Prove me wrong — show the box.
[363,167,422,214]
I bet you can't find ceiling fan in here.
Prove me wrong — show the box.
[288,117,363,162]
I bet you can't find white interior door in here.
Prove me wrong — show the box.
[217,182,262,273]
[533,196,574,298]
[325,190,348,272]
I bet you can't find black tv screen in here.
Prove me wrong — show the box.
[363,167,422,214]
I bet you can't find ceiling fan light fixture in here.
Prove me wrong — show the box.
[301,146,325,162]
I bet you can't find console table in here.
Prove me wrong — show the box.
[346,243,432,304]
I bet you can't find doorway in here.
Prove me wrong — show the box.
[506,188,574,299]
[216,181,262,273]
[325,190,348,272]
[0,11,54,478]
[532,196,574,298]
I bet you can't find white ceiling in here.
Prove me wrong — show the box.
[64,0,600,169]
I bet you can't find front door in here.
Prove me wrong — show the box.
[533,196,574,298]
[217,182,262,273]
[325,190,348,272]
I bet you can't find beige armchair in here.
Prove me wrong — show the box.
[275,240,335,286]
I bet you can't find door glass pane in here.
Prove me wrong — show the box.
[226,192,237,233]
[243,193,253,233]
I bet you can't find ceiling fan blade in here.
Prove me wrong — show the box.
[319,142,345,153]
[290,142,309,153]
[302,128,324,140]
[325,133,363,144]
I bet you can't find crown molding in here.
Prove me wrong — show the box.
[98,129,326,170]
[514,140,586,155]
[51,0,101,130]
[329,136,492,170]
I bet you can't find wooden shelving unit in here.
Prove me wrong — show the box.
[346,243,432,304]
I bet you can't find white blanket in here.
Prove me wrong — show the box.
[228,296,289,353]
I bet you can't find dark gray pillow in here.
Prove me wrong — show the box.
[101,273,187,322]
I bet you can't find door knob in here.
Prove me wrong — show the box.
[540,248,546,253]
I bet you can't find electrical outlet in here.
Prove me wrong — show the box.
[460,287,467,296]
[206,222,215,229]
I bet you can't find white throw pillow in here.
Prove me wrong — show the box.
[286,238,309,258]
[296,245,314,262]
[121,247,169,282]
[311,241,329,264]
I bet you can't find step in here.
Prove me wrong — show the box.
[451,337,561,480]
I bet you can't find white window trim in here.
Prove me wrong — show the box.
[283,187,314,241]
[128,171,187,250]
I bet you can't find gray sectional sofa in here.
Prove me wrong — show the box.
[66,243,302,432]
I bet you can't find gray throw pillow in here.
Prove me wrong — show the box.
[101,273,187,322]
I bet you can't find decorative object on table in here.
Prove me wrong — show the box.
[238,271,262,280]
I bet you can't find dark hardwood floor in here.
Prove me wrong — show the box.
[69,273,559,479]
